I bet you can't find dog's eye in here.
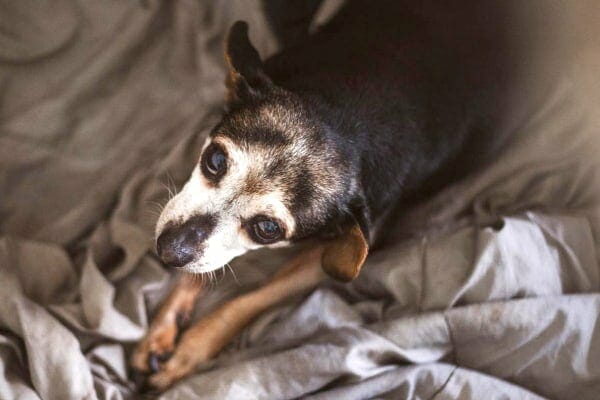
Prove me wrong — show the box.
[201,143,227,178]
[250,218,283,244]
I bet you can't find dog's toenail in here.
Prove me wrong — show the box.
[148,353,160,373]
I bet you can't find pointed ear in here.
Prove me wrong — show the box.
[224,21,273,105]
[321,219,370,282]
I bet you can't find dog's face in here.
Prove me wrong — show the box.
[156,97,350,273]
[155,22,368,280]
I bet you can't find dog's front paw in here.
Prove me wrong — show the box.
[146,347,200,390]
[142,304,242,390]
[145,318,223,390]
[130,311,190,382]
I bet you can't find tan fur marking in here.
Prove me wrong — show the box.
[322,223,369,282]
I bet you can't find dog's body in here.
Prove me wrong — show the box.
[132,2,510,389]
[262,3,508,246]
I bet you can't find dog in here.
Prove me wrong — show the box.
[131,2,510,390]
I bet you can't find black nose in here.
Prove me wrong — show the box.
[156,216,214,269]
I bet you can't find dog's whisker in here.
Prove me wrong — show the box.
[162,183,174,201]
[225,263,240,286]
[159,180,170,195]
[144,210,159,221]
[207,271,214,290]
[190,272,199,287]
[199,271,206,288]
[201,270,215,291]
[165,173,178,201]
[219,266,226,283]
[146,200,164,212]
[146,208,159,217]
[146,202,164,217]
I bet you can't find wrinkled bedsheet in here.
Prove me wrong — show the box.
[1,1,599,399]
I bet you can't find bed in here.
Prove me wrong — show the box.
[1,1,599,399]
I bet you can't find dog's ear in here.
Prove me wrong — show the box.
[224,21,273,105]
[321,214,370,282]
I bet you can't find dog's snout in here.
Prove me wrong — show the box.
[156,228,200,268]
[156,215,216,269]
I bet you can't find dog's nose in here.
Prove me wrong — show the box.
[156,219,211,269]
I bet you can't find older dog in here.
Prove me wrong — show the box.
[131,2,509,389]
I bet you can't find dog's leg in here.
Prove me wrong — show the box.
[131,274,202,376]
[147,246,327,389]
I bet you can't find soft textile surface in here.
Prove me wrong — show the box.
[1,1,599,399]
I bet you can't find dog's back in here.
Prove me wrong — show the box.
[265,1,515,229]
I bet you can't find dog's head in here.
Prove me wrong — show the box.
[155,22,369,281]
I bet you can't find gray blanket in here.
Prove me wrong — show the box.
[1,1,599,399]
